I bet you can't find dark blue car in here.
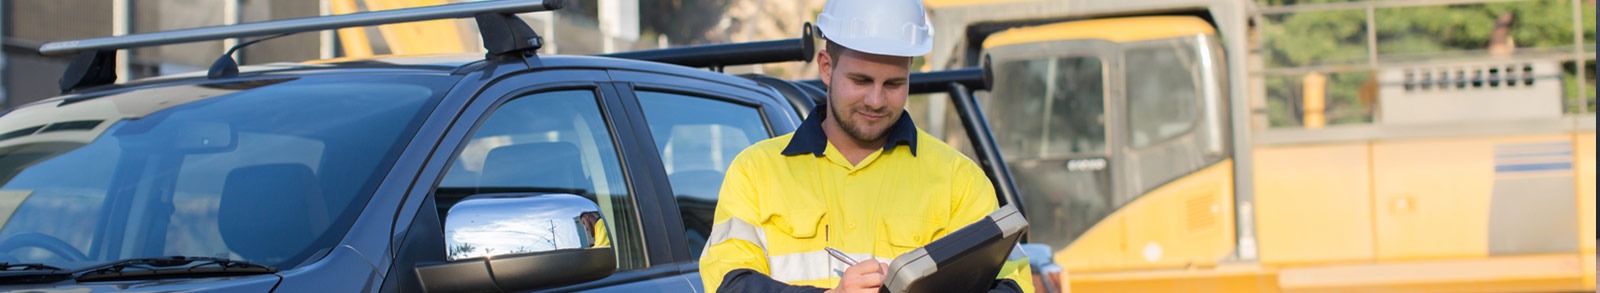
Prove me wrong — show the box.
[0,1,1052,292]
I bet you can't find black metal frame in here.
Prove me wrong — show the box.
[796,67,988,97]
[946,82,1025,215]
[600,23,815,72]
[42,0,564,93]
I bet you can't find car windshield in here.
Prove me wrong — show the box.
[0,74,454,271]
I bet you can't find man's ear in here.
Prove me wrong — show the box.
[817,49,833,87]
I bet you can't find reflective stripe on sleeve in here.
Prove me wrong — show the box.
[705,217,768,254]
[767,250,892,283]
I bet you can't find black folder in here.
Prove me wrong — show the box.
[881,205,1028,293]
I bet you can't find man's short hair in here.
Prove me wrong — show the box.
[824,38,849,69]
[823,37,913,69]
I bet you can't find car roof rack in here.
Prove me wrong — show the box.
[599,23,815,72]
[39,0,566,93]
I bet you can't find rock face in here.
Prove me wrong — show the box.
[647,0,826,79]
[722,0,827,79]
[708,0,823,45]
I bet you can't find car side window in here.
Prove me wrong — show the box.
[635,91,770,259]
[435,89,648,270]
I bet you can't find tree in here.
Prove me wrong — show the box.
[1257,0,1596,127]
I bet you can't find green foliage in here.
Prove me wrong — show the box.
[1324,71,1374,124]
[1264,0,1585,68]
[449,243,477,259]
[1263,72,1374,127]
[1264,9,1369,67]
[1564,61,1597,113]
[1377,1,1578,55]
[1586,1,1597,41]
[1264,76,1303,127]
[1258,0,1596,126]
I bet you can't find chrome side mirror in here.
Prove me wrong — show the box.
[416,193,616,292]
[444,193,610,260]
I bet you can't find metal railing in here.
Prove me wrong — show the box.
[1250,0,1595,128]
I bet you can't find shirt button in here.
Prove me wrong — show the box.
[848,223,857,230]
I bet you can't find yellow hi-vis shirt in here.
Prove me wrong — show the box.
[699,107,1032,292]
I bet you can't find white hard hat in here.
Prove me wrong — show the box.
[815,0,934,57]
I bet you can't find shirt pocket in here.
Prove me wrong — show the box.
[879,215,946,254]
[763,209,824,239]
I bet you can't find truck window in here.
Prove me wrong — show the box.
[987,55,1116,250]
[436,89,648,270]
[1125,43,1200,148]
[634,90,771,260]
[991,57,1107,158]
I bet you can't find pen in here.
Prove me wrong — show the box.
[824,247,858,266]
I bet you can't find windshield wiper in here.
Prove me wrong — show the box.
[0,256,277,284]
[0,262,73,284]
[0,263,66,271]
[73,256,277,282]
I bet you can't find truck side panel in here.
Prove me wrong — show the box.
[1253,143,1375,266]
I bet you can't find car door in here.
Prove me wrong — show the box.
[384,67,696,292]
[606,69,800,292]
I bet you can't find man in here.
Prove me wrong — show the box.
[698,0,1032,292]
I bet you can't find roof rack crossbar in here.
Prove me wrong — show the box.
[799,67,990,94]
[44,0,562,94]
[39,0,565,56]
[601,23,814,70]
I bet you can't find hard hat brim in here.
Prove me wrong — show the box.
[823,35,933,58]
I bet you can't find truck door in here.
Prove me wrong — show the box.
[984,37,1124,266]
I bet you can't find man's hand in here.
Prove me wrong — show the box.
[826,259,890,293]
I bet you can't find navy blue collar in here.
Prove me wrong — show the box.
[781,103,918,157]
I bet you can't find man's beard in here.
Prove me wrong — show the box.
[829,98,893,142]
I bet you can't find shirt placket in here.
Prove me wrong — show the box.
[824,146,883,243]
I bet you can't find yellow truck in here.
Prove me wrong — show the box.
[920,0,1596,291]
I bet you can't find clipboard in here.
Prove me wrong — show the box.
[880,205,1028,293]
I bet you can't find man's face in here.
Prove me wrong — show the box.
[819,47,912,143]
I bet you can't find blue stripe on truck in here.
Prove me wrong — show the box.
[1494,162,1574,173]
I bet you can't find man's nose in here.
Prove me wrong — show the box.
[862,85,888,109]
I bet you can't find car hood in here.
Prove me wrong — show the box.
[0,274,281,292]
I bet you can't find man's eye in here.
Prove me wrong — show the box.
[852,78,871,85]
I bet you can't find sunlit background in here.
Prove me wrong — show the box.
[0,0,1594,292]
[0,0,831,109]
